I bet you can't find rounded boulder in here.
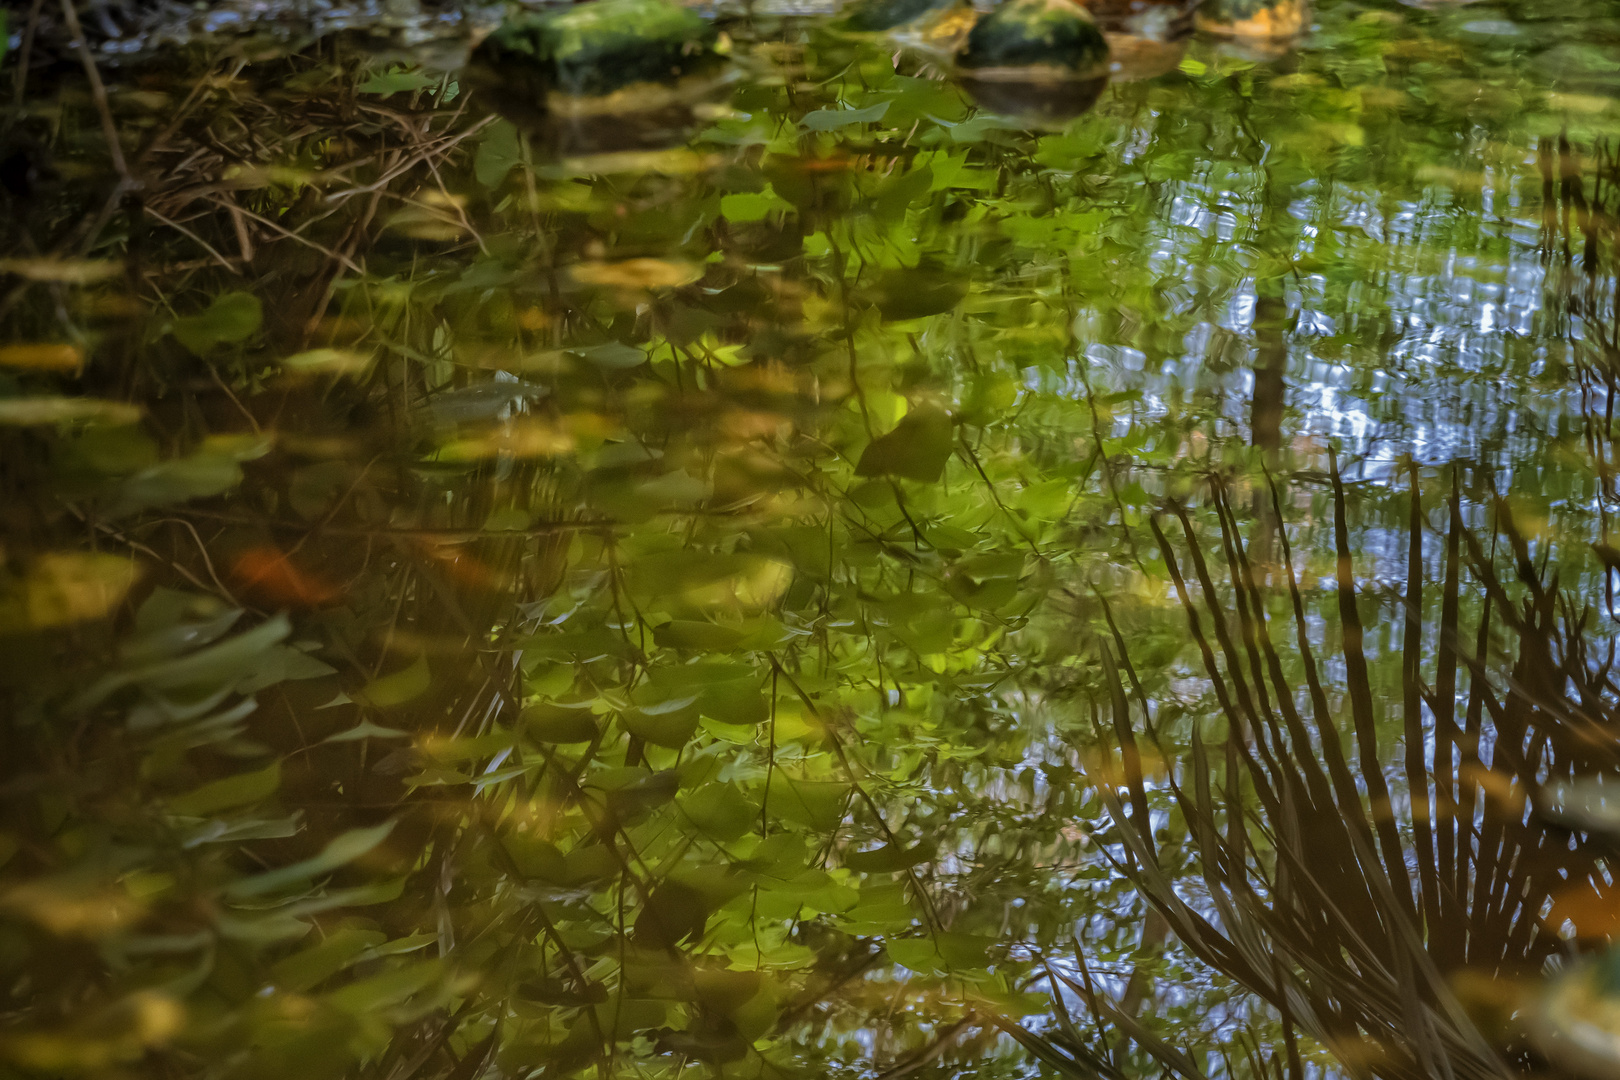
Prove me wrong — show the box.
[956,0,1111,80]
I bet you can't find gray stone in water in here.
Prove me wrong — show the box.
[956,0,1111,79]
[474,0,722,100]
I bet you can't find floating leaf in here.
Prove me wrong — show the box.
[544,148,715,177]
[386,199,468,241]
[0,258,122,284]
[280,348,373,376]
[572,258,701,289]
[1528,952,1620,1077]
[570,342,647,369]
[0,397,141,425]
[1542,778,1620,837]
[110,450,244,516]
[201,432,274,461]
[423,380,550,424]
[436,419,576,461]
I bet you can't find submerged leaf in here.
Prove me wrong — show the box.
[227,820,397,898]
[168,761,281,816]
[229,547,346,608]
[843,841,935,873]
[474,120,523,188]
[634,881,711,947]
[358,66,438,94]
[356,656,431,708]
[172,292,263,356]
[855,404,954,482]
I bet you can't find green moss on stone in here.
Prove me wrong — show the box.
[956,0,1110,75]
[477,0,720,99]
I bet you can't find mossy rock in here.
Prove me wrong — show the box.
[474,0,722,100]
[1195,0,1307,38]
[838,0,960,32]
[956,0,1111,79]
[960,71,1107,123]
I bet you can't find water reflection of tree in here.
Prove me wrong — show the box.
[1051,470,1620,1080]
[1540,136,1620,544]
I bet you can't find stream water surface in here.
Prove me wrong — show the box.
[4,2,1620,1079]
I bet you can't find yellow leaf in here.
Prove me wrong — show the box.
[435,420,577,462]
[0,343,84,373]
[551,149,717,177]
[684,557,794,613]
[0,553,142,632]
[1,991,184,1071]
[0,878,144,936]
[570,258,702,289]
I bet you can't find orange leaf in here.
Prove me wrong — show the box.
[229,546,344,609]
[1546,879,1620,940]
